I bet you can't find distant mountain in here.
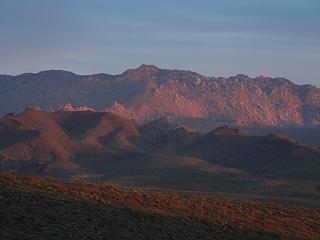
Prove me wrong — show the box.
[1,65,320,129]
[1,109,320,200]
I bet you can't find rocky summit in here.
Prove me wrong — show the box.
[1,65,319,130]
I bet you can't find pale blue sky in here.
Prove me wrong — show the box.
[0,0,319,86]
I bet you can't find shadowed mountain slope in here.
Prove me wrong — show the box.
[0,109,320,201]
[183,126,320,180]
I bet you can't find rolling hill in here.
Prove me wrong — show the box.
[182,126,320,179]
[1,173,320,240]
[1,109,320,202]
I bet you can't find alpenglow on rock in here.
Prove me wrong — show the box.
[0,65,319,129]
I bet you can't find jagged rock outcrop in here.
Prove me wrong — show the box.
[61,103,96,112]
[0,65,319,129]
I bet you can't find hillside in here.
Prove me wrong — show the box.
[1,65,320,130]
[183,126,320,179]
[1,173,320,240]
[1,109,320,202]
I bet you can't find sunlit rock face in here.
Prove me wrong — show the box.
[0,65,319,129]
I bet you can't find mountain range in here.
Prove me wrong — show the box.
[1,65,320,131]
[1,108,320,203]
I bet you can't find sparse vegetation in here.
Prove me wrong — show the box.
[0,173,319,240]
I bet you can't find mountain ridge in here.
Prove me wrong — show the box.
[0,65,319,129]
[4,66,316,87]
[1,108,320,201]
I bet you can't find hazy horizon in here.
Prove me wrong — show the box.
[1,0,319,86]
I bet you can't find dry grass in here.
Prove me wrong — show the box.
[0,172,319,240]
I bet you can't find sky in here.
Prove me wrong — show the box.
[0,0,319,86]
